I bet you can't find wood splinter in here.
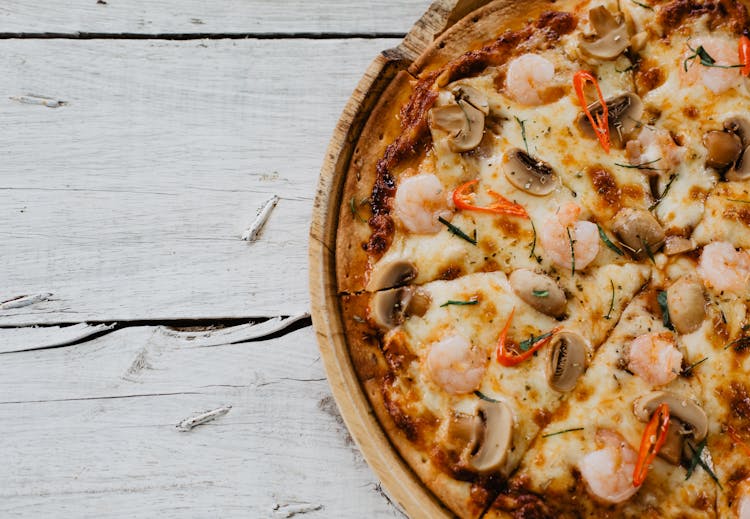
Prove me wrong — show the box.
[176,404,232,432]
[242,195,279,242]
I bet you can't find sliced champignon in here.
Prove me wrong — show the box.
[502,149,559,196]
[366,259,417,291]
[703,130,742,170]
[577,93,643,147]
[633,391,708,464]
[468,400,514,473]
[453,85,490,115]
[663,236,695,256]
[612,208,665,259]
[725,117,750,180]
[546,330,590,392]
[666,278,706,335]
[369,286,431,329]
[509,269,567,317]
[438,400,514,474]
[429,86,488,153]
[579,6,630,60]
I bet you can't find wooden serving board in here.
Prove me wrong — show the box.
[309,1,495,517]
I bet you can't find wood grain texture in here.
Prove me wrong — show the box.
[0,38,400,326]
[0,325,406,518]
[0,1,431,35]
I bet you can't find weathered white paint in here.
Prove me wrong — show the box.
[0,38,400,326]
[0,325,406,518]
[0,1,431,35]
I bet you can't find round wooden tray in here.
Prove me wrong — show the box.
[308,1,495,517]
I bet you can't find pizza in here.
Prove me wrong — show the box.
[334,0,750,517]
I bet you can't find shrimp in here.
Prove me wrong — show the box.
[627,332,683,387]
[578,429,641,504]
[505,54,556,106]
[697,241,750,294]
[539,203,600,272]
[625,126,686,173]
[393,173,453,234]
[426,333,486,394]
[681,36,742,95]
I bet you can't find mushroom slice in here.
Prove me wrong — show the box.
[452,85,490,115]
[579,6,630,60]
[612,208,665,259]
[502,149,558,196]
[633,391,708,464]
[724,116,750,144]
[369,286,430,329]
[509,269,567,317]
[577,93,643,147]
[366,259,417,291]
[727,146,750,181]
[546,330,590,392]
[468,400,514,473]
[663,236,695,256]
[430,93,486,153]
[703,130,742,170]
[666,277,706,335]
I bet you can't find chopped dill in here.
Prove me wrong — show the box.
[597,224,624,256]
[439,216,477,245]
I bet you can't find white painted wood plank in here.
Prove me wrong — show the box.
[0,326,406,518]
[0,322,115,353]
[0,1,431,35]
[0,38,399,325]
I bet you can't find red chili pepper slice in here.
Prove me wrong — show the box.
[739,36,750,77]
[728,425,750,456]
[453,180,529,218]
[573,70,611,153]
[495,308,560,367]
[633,403,670,486]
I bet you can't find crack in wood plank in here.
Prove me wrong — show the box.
[0,391,203,405]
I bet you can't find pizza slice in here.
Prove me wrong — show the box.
[342,261,649,518]
[488,290,717,518]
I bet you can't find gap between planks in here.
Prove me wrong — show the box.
[0,32,407,40]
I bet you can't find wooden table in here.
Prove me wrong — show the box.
[0,2,431,516]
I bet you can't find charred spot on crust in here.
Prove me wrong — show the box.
[492,480,552,519]
[723,206,750,226]
[588,166,621,209]
[658,0,749,34]
[636,66,665,94]
[727,381,750,421]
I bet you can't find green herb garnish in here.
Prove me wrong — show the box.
[686,440,722,488]
[683,357,708,375]
[532,290,549,298]
[641,236,656,263]
[440,299,479,308]
[439,216,477,245]
[728,198,750,204]
[683,44,743,72]
[567,227,576,276]
[725,336,750,351]
[349,196,367,223]
[685,438,707,480]
[515,116,530,155]
[597,224,624,256]
[615,158,662,171]
[519,331,555,352]
[542,427,584,438]
[657,290,674,330]
[604,279,616,320]
[529,218,537,258]
[630,0,654,8]
[474,390,500,403]
[650,174,678,211]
